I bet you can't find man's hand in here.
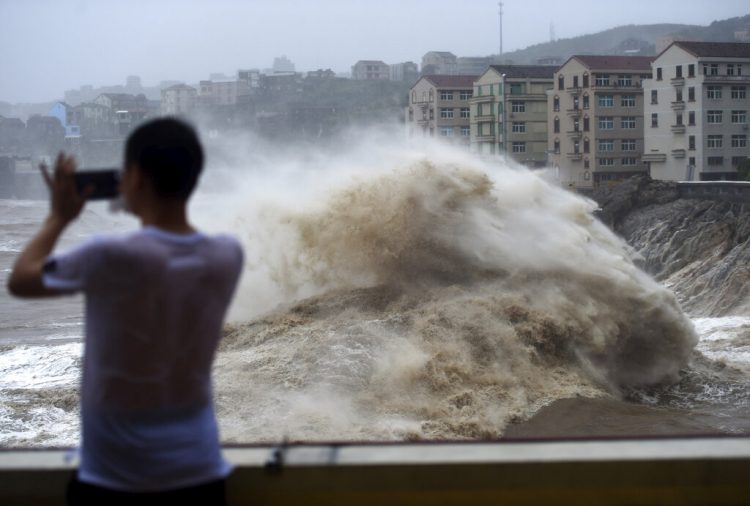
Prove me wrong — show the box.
[7,152,88,298]
[41,152,91,226]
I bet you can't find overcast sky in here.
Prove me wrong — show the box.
[1,0,748,103]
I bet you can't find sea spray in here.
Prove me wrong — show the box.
[212,148,699,442]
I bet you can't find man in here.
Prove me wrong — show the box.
[7,118,243,505]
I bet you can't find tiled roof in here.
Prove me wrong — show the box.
[488,65,556,79]
[422,75,479,88]
[569,55,655,71]
[670,41,750,58]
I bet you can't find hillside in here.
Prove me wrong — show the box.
[496,14,750,64]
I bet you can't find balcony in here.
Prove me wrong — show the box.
[475,134,496,142]
[566,87,582,95]
[473,114,495,122]
[670,77,685,86]
[703,74,750,84]
[566,152,582,160]
[566,108,582,117]
[672,149,686,158]
[469,95,495,104]
[671,101,685,111]
[643,152,667,163]
[671,124,686,134]
[566,130,582,139]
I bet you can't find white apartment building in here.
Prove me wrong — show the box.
[548,55,654,190]
[470,65,555,167]
[198,79,251,106]
[160,84,197,116]
[406,75,477,145]
[643,41,750,181]
[351,61,390,80]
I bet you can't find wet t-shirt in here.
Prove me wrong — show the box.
[43,225,243,492]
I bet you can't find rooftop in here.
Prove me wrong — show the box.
[422,75,479,88]
[488,65,556,79]
[568,55,655,72]
[669,41,750,58]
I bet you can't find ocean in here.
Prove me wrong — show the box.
[1,142,749,447]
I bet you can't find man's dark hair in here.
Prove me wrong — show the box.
[125,118,204,200]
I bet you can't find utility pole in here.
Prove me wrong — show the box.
[498,2,504,57]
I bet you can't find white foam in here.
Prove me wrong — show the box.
[0,343,82,390]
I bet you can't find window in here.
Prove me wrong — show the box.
[598,140,614,152]
[689,157,696,167]
[707,156,724,166]
[598,117,614,129]
[707,135,723,148]
[688,111,695,125]
[676,89,683,102]
[622,157,638,166]
[553,96,560,111]
[475,85,482,96]
[599,158,615,167]
[675,113,683,126]
[460,107,470,118]
[583,116,590,131]
[573,119,580,132]
[732,135,747,148]
[553,117,560,133]
[688,64,695,77]
[731,110,747,124]
[621,95,636,107]
[621,117,636,129]
[598,95,614,107]
[727,64,735,76]
[739,65,744,76]
[573,97,579,110]
[584,159,590,169]
[656,68,662,80]
[689,136,696,150]
[512,141,526,153]
[688,87,695,102]
[411,91,416,103]
[617,75,632,87]
[707,110,722,124]
[707,86,722,99]
[675,65,683,78]
[622,139,636,151]
[704,63,719,76]
[554,139,560,154]
[733,156,748,167]
[595,74,609,86]
[429,108,434,119]
[583,74,589,87]
[511,102,525,113]
[558,75,564,90]
[459,90,472,100]
[510,83,524,95]
[651,90,658,104]
[651,113,658,127]
[569,75,577,88]
[584,138,590,153]
[573,140,580,153]
[731,86,747,99]
[460,126,470,137]
[440,90,453,100]
[440,108,454,119]
[583,94,589,109]
[512,122,526,133]
[440,126,454,137]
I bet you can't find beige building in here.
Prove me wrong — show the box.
[160,84,197,116]
[421,52,458,75]
[643,41,750,181]
[406,75,477,145]
[198,79,251,106]
[351,60,390,80]
[548,55,654,190]
[470,65,555,167]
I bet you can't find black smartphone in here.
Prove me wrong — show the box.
[74,169,120,200]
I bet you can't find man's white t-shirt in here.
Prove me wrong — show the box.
[43,225,243,492]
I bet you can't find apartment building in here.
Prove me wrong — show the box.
[421,52,458,75]
[405,75,477,145]
[351,61,390,80]
[198,79,252,106]
[160,84,197,116]
[643,41,750,181]
[470,65,555,167]
[548,55,654,190]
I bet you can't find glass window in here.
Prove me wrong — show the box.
[707,156,724,166]
[622,157,638,166]
[651,113,658,127]
[553,117,560,133]
[707,135,723,148]
[598,140,614,152]
[512,141,526,153]
[553,96,560,111]
[599,158,615,167]
[460,126,471,137]
[621,95,636,107]
[651,90,658,104]
[512,122,526,133]
[688,64,695,77]
[707,86,722,99]
[440,126,454,137]
[621,117,636,129]
[617,75,632,87]
[731,135,747,148]
[598,117,614,129]
[688,87,695,102]
[731,86,747,99]
[622,140,636,151]
[731,111,747,124]
[511,102,525,113]
[440,108,454,119]
[707,110,723,124]
[598,95,614,107]
[440,90,453,100]
[595,74,609,86]
[459,90,472,100]
[460,107,470,118]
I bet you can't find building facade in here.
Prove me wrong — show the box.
[643,41,750,181]
[470,65,555,167]
[351,61,390,80]
[421,52,458,75]
[405,75,477,145]
[198,79,252,106]
[548,55,654,190]
[390,62,419,83]
[160,84,197,116]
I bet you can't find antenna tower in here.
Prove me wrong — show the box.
[498,2,504,57]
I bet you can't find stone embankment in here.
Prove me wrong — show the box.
[593,176,750,316]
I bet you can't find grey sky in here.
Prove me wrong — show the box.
[1,0,748,103]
